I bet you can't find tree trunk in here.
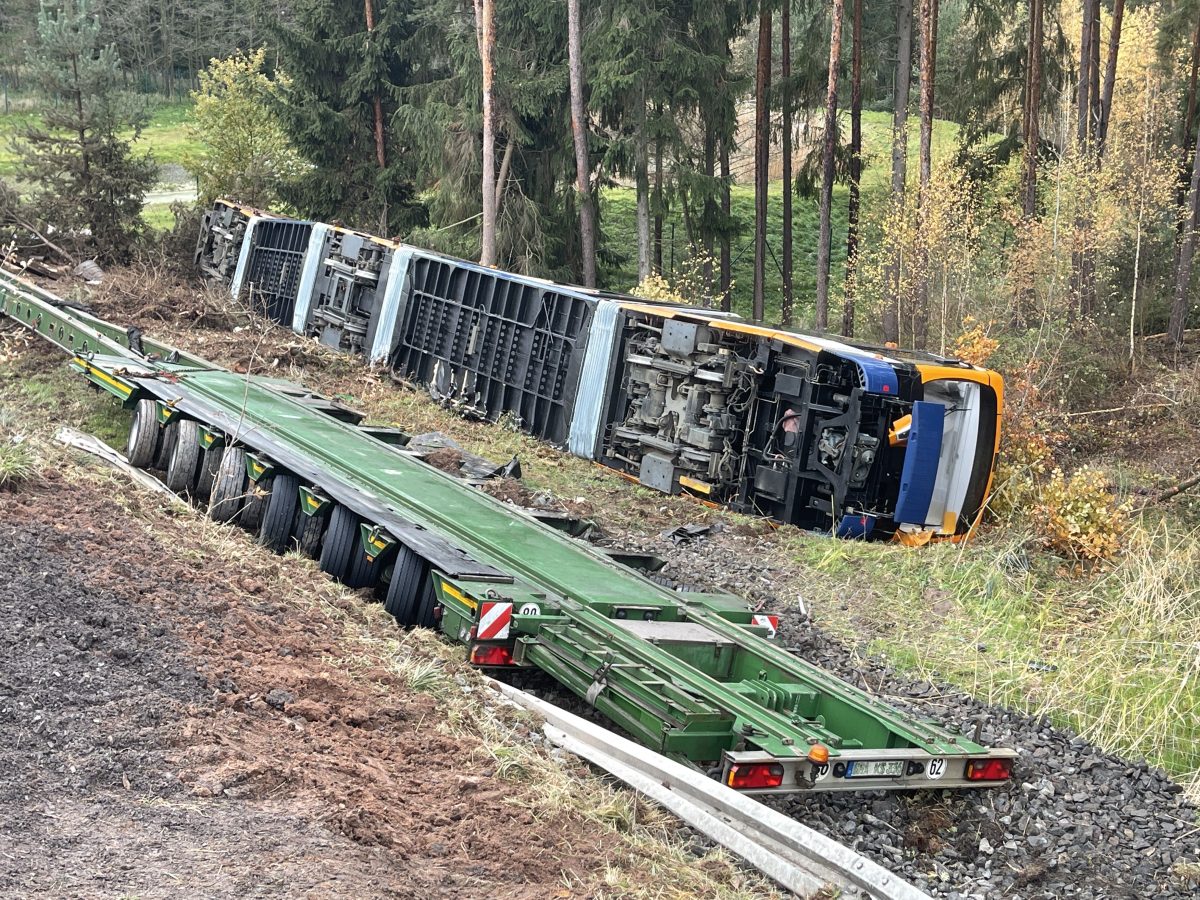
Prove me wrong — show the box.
[720,137,732,311]
[474,0,497,266]
[1177,18,1200,249]
[567,0,597,287]
[752,2,771,323]
[494,138,515,217]
[1021,0,1042,219]
[815,0,845,331]
[843,0,863,337]
[1088,3,1101,141]
[884,0,913,345]
[703,120,716,295]
[1096,0,1124,155]
[781,2,794,327]
[365,0,388,232]
[1170,118,1200,347]
[653,126,664,273]
[636,96,651,282]
[914,0,937,349]
[364,0,386,170]
[1076,0,1093,148]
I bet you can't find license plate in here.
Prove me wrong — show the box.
[846,760,905,778]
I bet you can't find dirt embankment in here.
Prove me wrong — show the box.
[0,469,619,899]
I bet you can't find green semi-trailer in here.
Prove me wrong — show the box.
[0,268,1016,793]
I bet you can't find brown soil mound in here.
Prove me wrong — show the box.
[0,470,604,898]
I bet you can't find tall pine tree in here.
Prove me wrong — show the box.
[270,0,424,235]
[14,0,156,261]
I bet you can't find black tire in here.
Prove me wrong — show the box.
[319,504,361,582]
[344,540,380,590]
[195,445,223,502]
[153,420,177,471]
[384,544,429,626]
[292,508,327,558]
[241,475,271,532]
[126,399,159,468]
[208,446,248,523]
[259,473,299,553]
[165,419,202,494]
[417,579,440,629]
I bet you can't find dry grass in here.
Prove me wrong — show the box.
[783,519,1200,801]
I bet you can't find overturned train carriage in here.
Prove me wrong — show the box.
[197,199,1002,541]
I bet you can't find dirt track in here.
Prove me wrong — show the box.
[0,468,618,899]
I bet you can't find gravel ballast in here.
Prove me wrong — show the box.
[586,525,1200,899]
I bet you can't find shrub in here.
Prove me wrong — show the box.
[1033,467,1129,562]
[632,273,686,305]
[0,438,34,491]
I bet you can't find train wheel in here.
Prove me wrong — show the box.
[258,473,299,553]
[292,508,326,558]
[319,504,361,582]
[164,419,202,494]
[126,399,159,468]
[208,446,247,523]
[384,544,428,626]
[241,476,271,532]
[195,445,222,502]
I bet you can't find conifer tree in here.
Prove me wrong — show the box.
[15,0,156,261]
[270,0,423,235]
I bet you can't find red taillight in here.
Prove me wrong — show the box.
[726,762,785,789]
[469,644,515,666]
[966,758,1013,781]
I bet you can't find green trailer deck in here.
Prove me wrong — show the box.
[0,269,1017,793]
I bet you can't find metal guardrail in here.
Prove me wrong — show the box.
[490,680,933,900]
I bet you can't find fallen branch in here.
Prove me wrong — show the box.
[1055,401,1175,419]
[1133,463,1200,511]
[2,213,74,265]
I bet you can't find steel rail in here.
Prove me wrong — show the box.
[491,680,933,900]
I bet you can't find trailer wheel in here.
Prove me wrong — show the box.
[208,446,248,523]
[384,544,429,626]
[165,419,202,494]
[319,504,361,582]
[126,399,159,468]
[241,476,271,532]
[259,473,299,553]
[195,445,222,502]
[416,579,440,629]
[344,542,379,590]
[292,509,326,558]
[153,420,177,471]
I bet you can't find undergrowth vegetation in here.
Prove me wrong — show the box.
[0,428,34,490]
[786,516,1200,798]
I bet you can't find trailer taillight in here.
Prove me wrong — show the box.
[726,762,785,790]
[966,758,1013,781]
[469,644,515,667]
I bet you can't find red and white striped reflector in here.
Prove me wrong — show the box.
[477,601,513,640]
[751,614,779,638]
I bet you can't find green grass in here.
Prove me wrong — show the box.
[142,203,177,232]
[0,359,128,449]
[600,109,963,325]
[782,520,1200,797]
[0,439,35,490]
[0,100,199,182]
